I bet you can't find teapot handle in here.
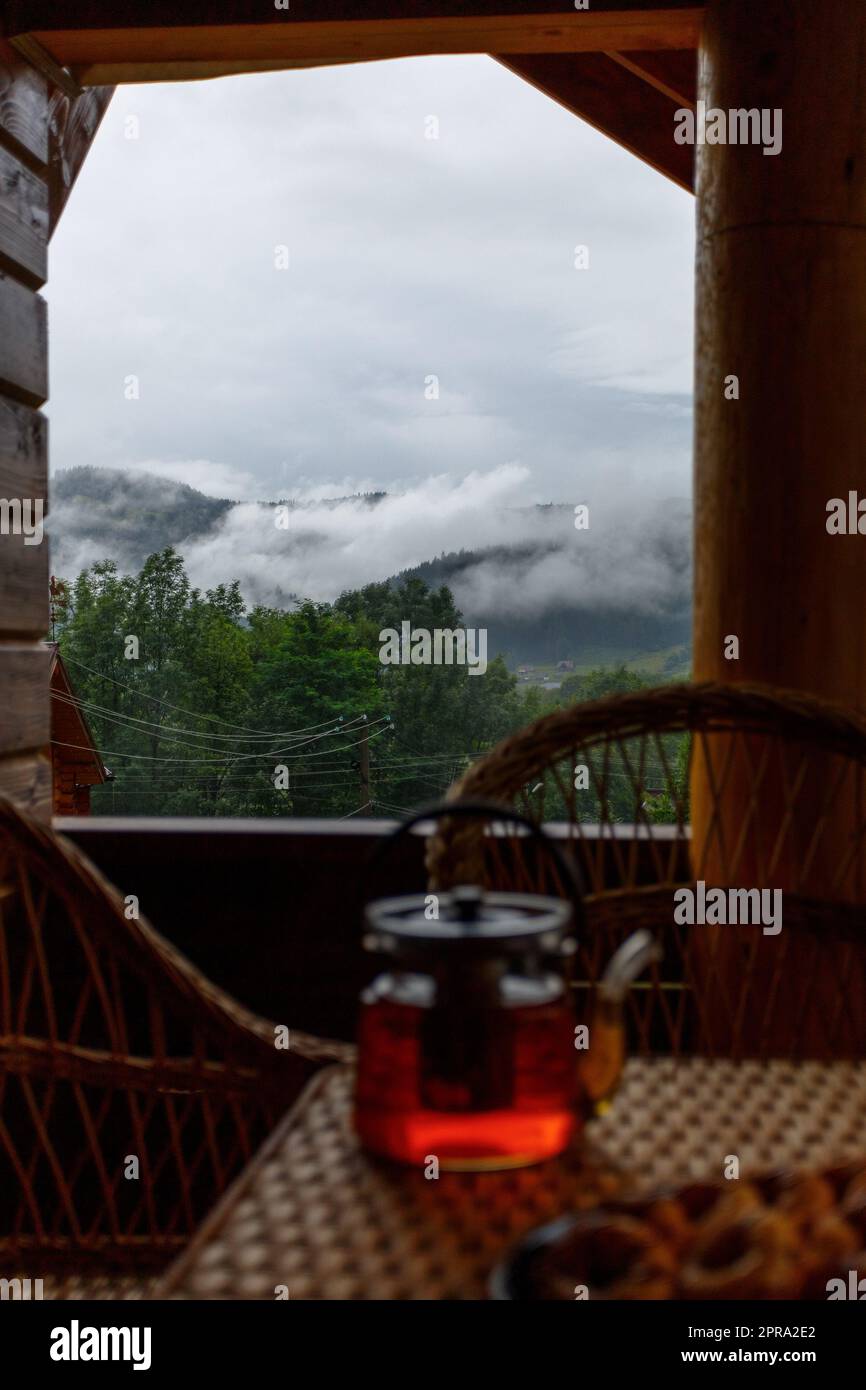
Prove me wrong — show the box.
[578,929,663,1110]
[365,797,587,937]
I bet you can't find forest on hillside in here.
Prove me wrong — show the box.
[54,547,688,820]
[50,469,692,671]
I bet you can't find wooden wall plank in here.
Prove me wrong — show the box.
[0,642,50,751]
[0,39,49,169]
[0,273,48,407]
[0,395,48,637]
[0,144,48,288]
[0,748,51,818]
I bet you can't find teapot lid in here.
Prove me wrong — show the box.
[365,885,572,959]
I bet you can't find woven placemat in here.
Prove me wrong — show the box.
[155,1058,866,1300]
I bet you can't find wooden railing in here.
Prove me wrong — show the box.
[57,817,687,1043]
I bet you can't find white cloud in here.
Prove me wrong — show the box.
[549,321,692,395]
[120,459,258,499]
[46,55,694,509]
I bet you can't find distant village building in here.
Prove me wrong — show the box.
[556,660,575,672]
[48,643,110,815]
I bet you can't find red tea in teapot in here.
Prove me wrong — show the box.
[354,887,578,1168]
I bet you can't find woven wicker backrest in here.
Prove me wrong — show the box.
[425,681,866,1060]
[0,796,347,1270]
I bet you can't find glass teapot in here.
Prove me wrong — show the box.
[354,802,660,1170]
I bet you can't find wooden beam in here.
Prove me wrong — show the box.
[497,51,693,191]
[2,5,703,86]
[608,47,696,106]
[8,31,82,99]
[47,84,113,235]
[5,0,703,17]
[57,57,370,86]
[84,43,697,100]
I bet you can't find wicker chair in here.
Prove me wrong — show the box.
[426,681,866,1061]
[0,796,350,1296]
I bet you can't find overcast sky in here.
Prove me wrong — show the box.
[46,54,694,513]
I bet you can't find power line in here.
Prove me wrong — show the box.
[50,719,391,766]
[51,690,362,759]
[51,687,354,745]
[372,797,414,816]
[61,653,350,737]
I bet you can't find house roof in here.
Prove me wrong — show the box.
[48,642,110,786]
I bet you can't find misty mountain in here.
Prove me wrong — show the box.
[399,535,690,666]
[51,467,235,573]
[48,466,692,668]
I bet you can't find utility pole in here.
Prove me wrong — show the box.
[359,715,371,815]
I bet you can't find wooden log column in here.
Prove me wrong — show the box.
[0,39,51,818]
[691,0,866,1051]
[0,33,111,822]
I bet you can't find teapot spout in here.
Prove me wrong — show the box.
[577,929,662,1111]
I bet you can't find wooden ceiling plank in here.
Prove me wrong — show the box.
[497,52,694,192]
[67,58,370,86]
[6,0,702,17]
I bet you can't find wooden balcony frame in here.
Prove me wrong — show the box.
[1,0,864,934]
[57,817,687,1042]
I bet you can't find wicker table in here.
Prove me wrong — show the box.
[155,1058,866,1300]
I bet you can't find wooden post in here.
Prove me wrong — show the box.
[0,36,110,822]
[691,0,866,1050]
[693,0,866,884]
[0,39,51,818]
